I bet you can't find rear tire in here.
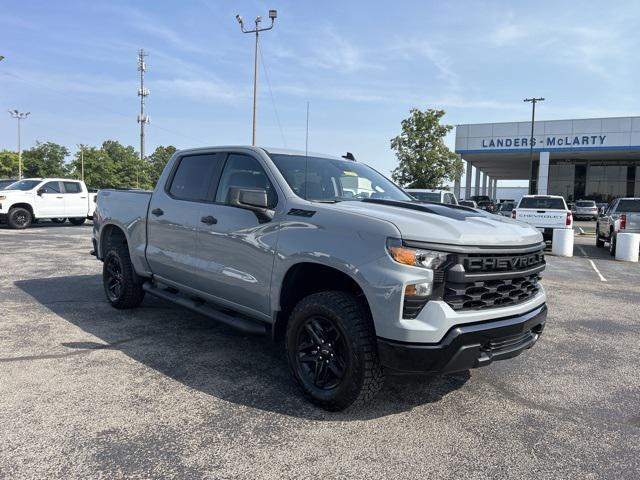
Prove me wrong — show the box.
[7,207,32,229]
[609,231,616,256]
[285,291,384,411]
[103,243,145,309]
[69,217,86,226]
[595,224,604,248]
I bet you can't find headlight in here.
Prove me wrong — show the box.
[386,238,448,269]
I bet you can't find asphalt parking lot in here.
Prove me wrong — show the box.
[1,222,639,479]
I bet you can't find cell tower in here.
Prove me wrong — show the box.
[137,49,150,163]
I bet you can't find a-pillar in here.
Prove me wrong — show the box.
[474,167,481,196]
[465,161,473,199]
[537,152,550,195]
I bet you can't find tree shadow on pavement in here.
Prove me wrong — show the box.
[15,274,469,421]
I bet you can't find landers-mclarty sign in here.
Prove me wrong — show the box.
[481,135,607,149]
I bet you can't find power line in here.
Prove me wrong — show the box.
[259,45,287,148]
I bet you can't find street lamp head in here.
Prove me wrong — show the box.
[255,15,262,24]
[235,14,243,25]
[269,9,277,19]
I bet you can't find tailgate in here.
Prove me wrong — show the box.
[515,208,567,228]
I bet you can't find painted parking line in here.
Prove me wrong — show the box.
[577,245,607,282]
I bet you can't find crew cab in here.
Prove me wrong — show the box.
[596,197,640,255]
[406,189,458,205]
[93,146,547,410]
[0,178,95,229]
[512,195,572,241]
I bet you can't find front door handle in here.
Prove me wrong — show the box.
[151,208,164,216]
[200,215,218,225]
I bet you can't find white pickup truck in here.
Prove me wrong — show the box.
[0,178,95,229]
[512,195,572,241]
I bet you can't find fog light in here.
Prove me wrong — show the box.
[405,282,431,297]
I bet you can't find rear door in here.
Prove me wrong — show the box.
[194,152,280,316]
[62,181,87,217]
[145,152,225,287]
[34,181,65,217]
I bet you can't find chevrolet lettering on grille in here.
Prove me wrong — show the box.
[463,252,544,272]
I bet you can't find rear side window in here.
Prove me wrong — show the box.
[616,200,640,212]
[40,181,61,193]
[168,154,224,202]
[215,154,277,207]
[63,182,81,193]
[518,197,566,209]
[411,192,440,202]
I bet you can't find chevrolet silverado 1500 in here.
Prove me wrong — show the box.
[92,146,548,410]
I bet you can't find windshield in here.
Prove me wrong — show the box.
[410,192,441,202]
[616,200,640,212]
[518,197,566,209]
[498,202,515,211]
[5,180,41,191]
[576,201,596,207]
[269,154,412,202]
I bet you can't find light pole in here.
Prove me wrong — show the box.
[235,9,277,146]
[76,144,85,182]
[8,110,30,180]
[524,97,544,194]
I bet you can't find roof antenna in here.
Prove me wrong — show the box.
[304,101,309,200]
[342,152,356,161]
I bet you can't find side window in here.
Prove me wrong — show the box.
[40,181,61,193]
[445,193,454,204]
[215,154,276,207]
[167,154,224,202]
[63,182,81,193]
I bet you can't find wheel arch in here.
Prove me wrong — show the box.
[8,202,34,216]
[272,261,373,342]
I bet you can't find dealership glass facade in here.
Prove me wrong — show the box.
[547,159,640,202]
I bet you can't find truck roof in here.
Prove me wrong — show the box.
[174,145,344,161]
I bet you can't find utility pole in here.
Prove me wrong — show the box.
[8,110,30,180]
[524,97,544,194]
[76,144,85,182]
[235,9,278,146]
[137,48,150,188]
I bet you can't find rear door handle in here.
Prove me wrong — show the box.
[151,208,164,216]
[200,215,217,225]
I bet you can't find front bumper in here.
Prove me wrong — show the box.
[377,304,546,374]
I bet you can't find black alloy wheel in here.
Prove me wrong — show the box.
[294,315,349,391]
[104,254,124,302]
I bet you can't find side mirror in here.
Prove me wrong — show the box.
[37,188,46,196]
[227,187,273,223]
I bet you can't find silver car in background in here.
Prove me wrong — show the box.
[573,200,599,220]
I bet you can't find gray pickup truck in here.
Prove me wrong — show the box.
[92,146,547,410]
[596,197,640,255]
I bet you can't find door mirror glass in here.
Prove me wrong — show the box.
[228,187,273,222]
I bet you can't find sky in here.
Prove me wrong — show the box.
[2,0,640,184]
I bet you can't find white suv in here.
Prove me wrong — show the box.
[406,189,458,205]
[0,178,95,229]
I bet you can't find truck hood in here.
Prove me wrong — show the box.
[332,199,542,247]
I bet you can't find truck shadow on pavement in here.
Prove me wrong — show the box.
[15,274,469,420]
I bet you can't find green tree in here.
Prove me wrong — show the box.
[67,146,117,189]
[22,142,70,178]
[102,140,152,189]
[0,150,19,178]
[390,108,463,189]
[148,145,177,186]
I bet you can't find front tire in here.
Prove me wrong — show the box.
[69,217,86,226]
[595,224,604,248]
[7,207,32,229]
[103,244,145,309]
[285,291,384,411]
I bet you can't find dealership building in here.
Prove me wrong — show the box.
[453,116,640,202]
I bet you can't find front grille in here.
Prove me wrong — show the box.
[442,248,545,312]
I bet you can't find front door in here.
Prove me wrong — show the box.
[62,181,87,217]
[34,181,65,217]
[145,152,225,286]
[195,153,280,316]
